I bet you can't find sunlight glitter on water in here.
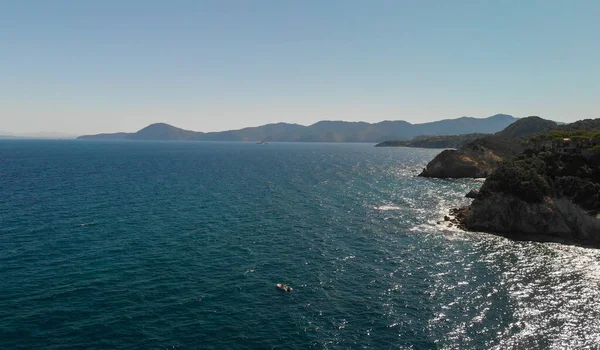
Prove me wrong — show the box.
[494,243,600,349]
[427,231,600,350]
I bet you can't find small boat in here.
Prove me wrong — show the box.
[257,141,269,145]
[276,283,293,292]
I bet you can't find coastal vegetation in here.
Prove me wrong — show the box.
[450,119,600,243]
[375,133,487,149]
[478,150,600,213]
[479,128,600,210]
[529,129,600,144]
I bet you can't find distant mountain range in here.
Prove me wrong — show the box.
[77,114,518,143]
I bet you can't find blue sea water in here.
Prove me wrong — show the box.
[1,140,600,349]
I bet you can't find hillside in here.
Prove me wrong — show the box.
[419,117,558,178]
[494,116,558,139]
[375,133,488,149]
[412,114,516,136]
[130,123,199,141]
[77,114,518,143]
[556,119,600,132]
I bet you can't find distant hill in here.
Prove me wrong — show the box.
[131,123,199,141]
[556,119,600,132]
[78,114,518,142]
[494,116,558,139]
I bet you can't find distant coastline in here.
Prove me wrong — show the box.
[77,114,518,143]
[0,132,77,140]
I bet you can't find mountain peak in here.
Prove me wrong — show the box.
[138,122,177,131]
[133,123,198,141]
[494,116,557,138]
[489,114,517,120]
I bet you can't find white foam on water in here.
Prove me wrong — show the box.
[374,205,402,211]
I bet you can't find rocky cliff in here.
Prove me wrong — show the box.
[452,194,600,245]
[450,147,600,246]
[418,141,504,178]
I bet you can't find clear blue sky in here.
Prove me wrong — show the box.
[1,1,598,135]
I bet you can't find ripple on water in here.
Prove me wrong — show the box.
[1,141,600,349]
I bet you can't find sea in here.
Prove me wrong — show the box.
[1,140,600,349]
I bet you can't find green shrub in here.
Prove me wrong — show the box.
[480,150,600,209]
[480,158,550,202]
[589,145,600,152]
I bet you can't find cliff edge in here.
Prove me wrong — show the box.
[453,194,600,244]
[418,140,504,178]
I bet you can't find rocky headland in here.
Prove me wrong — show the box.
[449,137,600,246]
[419,117,558,178]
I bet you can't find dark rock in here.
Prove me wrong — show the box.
[465,189,479,198]
[444,215,450,221]
[454,194,600,246]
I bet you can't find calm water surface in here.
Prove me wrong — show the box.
[1,140,599,349]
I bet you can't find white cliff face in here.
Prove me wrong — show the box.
[458,193,600,244]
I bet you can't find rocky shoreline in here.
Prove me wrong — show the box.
[445,186,600,247]
[420,117,600,247]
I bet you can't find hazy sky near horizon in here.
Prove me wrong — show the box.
[1,1,599,135]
